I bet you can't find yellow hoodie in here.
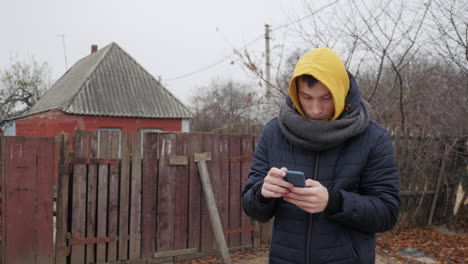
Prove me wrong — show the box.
[288,47,350,120]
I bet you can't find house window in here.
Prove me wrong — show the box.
[3,122,16,136]
[141,128,161,157]
[182,119,190,132]
[97,128,122,158]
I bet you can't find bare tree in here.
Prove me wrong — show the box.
[0,57,51,119]
[233,45,306,122]
[430,0,468,77]
[236,0,434,127]
[428,0,468,132]
[232,0,467,228]
[189,79,261,132]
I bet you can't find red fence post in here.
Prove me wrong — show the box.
[200,134,215,252]
[55,133,70,263]
[36,138,55,264]
[174,133,190,250]
[156,133,177,252]
[241,135,254,246]
[187,134,203,251]
[140,131,155,259]
[1,136,55,264]
[71,131,88,263]
[228,135,241,248]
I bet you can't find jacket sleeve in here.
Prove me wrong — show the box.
[241,127,278,223]
[326,130,401,233]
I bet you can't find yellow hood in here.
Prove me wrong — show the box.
[289,47,350,120]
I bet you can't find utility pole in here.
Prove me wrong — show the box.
[262,24,275,242]
[57,34,68,70]
[264,24,271,97]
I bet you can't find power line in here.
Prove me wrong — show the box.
[165,0,342,82]
[164,35,263,82]
[271,0,343,31]
[164,56,232,82]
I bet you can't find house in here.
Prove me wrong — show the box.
[3,43,192,145]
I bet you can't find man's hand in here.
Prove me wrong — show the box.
[261,167,293,198]
[283,179,329,213]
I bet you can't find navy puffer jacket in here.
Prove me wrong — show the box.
[241,74,400,264]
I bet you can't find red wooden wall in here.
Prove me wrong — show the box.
[14,110,183,139]
[11,110,183,184]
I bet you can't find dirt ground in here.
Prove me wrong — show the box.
[233,252,405,264]
[177,246,398,264]
[177,223,467,264]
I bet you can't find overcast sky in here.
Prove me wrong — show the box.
[0,0,311,105]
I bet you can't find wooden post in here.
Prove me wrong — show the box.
[119,132,131,260]
[194,152,231,264]
[86,131,98,264]
[428,143,449,225]
[261,219,273,242]
[141,131,157,259]
[71,131,88,263]
[55,133,70,263]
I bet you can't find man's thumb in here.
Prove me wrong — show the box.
[306,179,321,188]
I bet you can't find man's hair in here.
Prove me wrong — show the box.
[297,74,318,87]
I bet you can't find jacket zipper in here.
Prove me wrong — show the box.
[306,153,320,264]
[346,231,360,264]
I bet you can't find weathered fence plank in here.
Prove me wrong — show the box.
[86,131,98,264]
[188,133,203,250]
[55,133,70,263]
[108,131,120,261]
[157,133,177,252]
[141,133,158,258]
[217,135,230,241]
[0,137,55,264]
[429,143,449,225]
[174,133,189,250]
[97,130,109,263]
[208,134,228,253]
[119,132,131,260]
[241,135,253,246]
[3,137,38,264]
[71,131,88,264]
[228,135,241,247]
[129,133,143,260]
[201,134,215,251]
[36,138,55,264]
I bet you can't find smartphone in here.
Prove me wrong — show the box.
[284,170,306,188]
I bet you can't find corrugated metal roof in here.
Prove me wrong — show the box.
[27,42,192,119]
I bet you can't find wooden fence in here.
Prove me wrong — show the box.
[388,127,466,226]
[0,136,55,264]
[55,130,258,264]
[0,128,465,264]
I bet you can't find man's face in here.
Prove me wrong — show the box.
[297,78,335,121]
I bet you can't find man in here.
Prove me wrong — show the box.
[241,47,400,264]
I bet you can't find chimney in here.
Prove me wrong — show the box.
[91,45,98,54]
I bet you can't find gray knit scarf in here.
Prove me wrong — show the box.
[278,100,372,151]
